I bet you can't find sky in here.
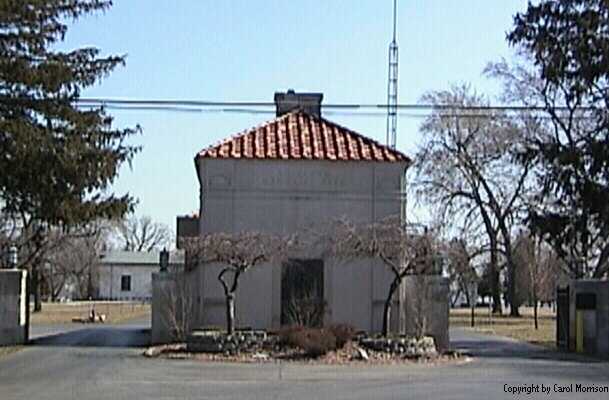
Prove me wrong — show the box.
[61,0,529,232]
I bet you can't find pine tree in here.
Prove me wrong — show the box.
[0,0,139,225]
[508,0,609,279]
[0,1,140,310]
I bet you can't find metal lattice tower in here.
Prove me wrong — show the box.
[386,0,399,148]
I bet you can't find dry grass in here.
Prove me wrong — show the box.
[30,301,150,325]
[450,306,556,348]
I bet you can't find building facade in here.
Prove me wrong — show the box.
[152,91,449,347]
[183,91,416,333]
[98,251,183,301]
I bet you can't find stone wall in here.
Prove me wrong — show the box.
[0,269,28,345]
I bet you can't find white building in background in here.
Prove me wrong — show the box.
[98,251,183,301]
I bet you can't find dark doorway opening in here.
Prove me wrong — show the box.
[281,259,324,327]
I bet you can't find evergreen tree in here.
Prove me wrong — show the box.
[508,0,609,278]
[0,1,140,310]
[0,0,139,226]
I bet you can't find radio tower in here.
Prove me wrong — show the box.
[386,0,399,148]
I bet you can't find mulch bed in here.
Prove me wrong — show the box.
[144,341,467,365]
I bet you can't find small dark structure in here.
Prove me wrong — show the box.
[561,280,609,358]
[556,286,569,349]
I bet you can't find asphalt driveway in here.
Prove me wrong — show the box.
[0,322,607,400]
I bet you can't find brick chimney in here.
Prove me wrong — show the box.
[274,89,323,118]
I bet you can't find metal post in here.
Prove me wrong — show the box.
[386,0,399,148]
[159,248,169,273]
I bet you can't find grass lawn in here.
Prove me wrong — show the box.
[450,306,556,348]
[30,301,150,325]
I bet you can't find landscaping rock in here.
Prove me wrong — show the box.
[187,330,267,354]
[358,335,437,358]
[354,346,369,361]
[252,352,269,361]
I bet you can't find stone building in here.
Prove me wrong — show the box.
[155,91,448,348]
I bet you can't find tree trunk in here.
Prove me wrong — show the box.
[87,269,94,299]
[225,293,235,335]
[506,257,520,317]
[533,292,539,331]
[382,279,400,337]
[32,267,42,312]
[471,304,475,327]
[498,224,520,318]
[463,284,470,307]
[479,207,502,315]
[489,240,502,314]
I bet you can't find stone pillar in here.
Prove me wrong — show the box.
[596,282,609,357]
[151,272,176,344]
[152,271,197,344]
[402,275,449,352]
[0,269,28,345]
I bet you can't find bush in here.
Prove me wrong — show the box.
[276,325,305,346]
[327,323,355,348]
[283,297,327,327]
[293,328,337,357]
[277,325,337,357]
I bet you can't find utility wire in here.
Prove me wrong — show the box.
[76,97,597,112]
[78,103,595,120]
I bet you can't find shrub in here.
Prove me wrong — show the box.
[283,296,327,327]
[276,325,305,346]
[277,326,337,357]
[327,323,355,348]
[293,328,337,357]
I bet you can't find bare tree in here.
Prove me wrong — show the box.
[512,232,536,319]
[488,59,609,280]
[513,231,563,330]
[446,237,486,327]
[325,216,437,337]
[412,84,537,316]
[180,231,293,335]
[0,214,57,310]
[116,215,171,252]
[43,221,111,300]
[446,237,481,307]
[0,211,98,309]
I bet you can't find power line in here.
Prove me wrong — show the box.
[76,97,596,112]
[0,94,595,112]
[77,104,597,121]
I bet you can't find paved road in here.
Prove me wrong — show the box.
[1,322,608,400]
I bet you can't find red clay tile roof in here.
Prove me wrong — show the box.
[196,110,411,163]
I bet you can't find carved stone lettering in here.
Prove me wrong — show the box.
[253,170,347,190]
